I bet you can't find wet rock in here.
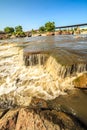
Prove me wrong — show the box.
[47,89,87,129]
[0,108,59,130]
[73,73,87,88]
[0,109,19,130]
[0,109,9,119]
[40,110,84,130]
[29,97,48,109]
[0,107,85,130]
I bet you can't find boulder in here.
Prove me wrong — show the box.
[0,34,6,40]
[73,73,87,88]
[0,33,11,40]
[0,107,85,130]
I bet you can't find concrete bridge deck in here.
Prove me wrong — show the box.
[56,23,87,29]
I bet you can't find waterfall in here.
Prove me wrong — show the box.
[23,53,49,66]
[46,56,87,78]
[23,52,87,78]
[0,40,87,108]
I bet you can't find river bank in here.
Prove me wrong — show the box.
[0,29,87,40]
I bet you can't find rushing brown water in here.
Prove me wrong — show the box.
[22,35,87,127]
[24,35,87,64]
[0,34,87,129]
[48,89,87,128]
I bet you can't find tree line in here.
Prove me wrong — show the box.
[3,21,55,35]
[1,21,84,38]
[39,21,55,33]
[4,25,25,37]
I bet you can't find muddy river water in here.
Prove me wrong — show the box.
[0,34,87,128]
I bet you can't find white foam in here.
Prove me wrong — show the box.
[0,44,74,100]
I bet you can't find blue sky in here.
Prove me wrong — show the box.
[0,0,87,31]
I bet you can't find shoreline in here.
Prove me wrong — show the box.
[0,30,87,40]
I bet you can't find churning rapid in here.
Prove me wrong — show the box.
[0,35,87,108]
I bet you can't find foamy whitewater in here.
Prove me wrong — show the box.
[0,42,76,107]
[0,35,87,107]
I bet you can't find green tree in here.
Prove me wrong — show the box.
[45,22,55,32]
[15,25,23,33]
[15,25,25,37]
[16,31,26,37]
[39,26,46,33]
[4,27,14,34]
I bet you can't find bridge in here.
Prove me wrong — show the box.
[25,23,87,36]
[55,23,87,30]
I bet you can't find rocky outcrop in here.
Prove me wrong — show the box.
[0,91,87,130]
[73,73,87,88]
[0,33,10,40]
[0,106,86,130]
[0,109,19,130]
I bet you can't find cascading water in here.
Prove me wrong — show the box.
[0,35,87,129]
[0,36,87,105]
[0,41,75,108]
[23,53,49,66]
